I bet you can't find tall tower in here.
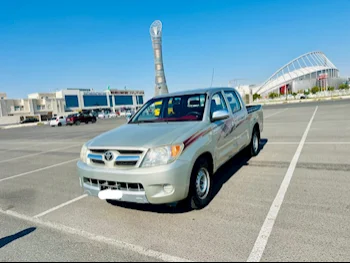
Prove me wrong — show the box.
[150,20,169,96]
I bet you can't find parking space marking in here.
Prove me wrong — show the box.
[0,208,192,262]
[264,109,288,119]
[34,194,88,218]
[0,144,82,164]
[247,106,318,262]
[268,142,350,145]
[0,158,79,183]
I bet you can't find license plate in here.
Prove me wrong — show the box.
[98,189,123,200]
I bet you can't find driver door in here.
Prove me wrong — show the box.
[210,92,234,168]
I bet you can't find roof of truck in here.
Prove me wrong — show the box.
[153,87,237,99]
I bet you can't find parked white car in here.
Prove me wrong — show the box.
[109,112,117,118]
[50,116,67,127]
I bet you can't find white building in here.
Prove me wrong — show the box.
[0,93,65,125]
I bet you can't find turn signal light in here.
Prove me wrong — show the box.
[171,145,182,158]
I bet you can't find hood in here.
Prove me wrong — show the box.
[87,122,204,149]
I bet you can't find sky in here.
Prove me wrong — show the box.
[1,0,349,100]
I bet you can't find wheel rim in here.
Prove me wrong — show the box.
[195,167,210,200]
[253,132,259,153]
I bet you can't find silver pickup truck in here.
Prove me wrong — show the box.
[77,87,263,209]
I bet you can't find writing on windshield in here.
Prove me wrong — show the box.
[130,94,206,123]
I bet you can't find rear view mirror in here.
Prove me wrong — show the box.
[211,110,229,122]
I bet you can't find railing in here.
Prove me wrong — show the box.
[255,89,350,103]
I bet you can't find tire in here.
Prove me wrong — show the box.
[92,119,96,124]
[58,123,62,127]
[186,157,213,210]
[85,121,89,124]
[248,126,261,157]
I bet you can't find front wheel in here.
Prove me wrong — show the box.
[186,157,213,210]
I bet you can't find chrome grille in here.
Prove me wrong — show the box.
[87,148,144,168]
[83,177,144,192]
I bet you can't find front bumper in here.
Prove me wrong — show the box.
[77,159,192,205]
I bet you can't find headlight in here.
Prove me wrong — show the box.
[80,144,88,163]
[141,144,184,167]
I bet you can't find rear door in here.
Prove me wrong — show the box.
[223,90,250,153]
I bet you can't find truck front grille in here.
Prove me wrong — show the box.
[87,148,145,168]
[83,177,144,192]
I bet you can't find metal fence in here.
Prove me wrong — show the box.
[255,89,350,103]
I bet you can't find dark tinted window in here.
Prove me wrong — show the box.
[65,95,79,108]
[115,95,133,105]
[83,95,108,107]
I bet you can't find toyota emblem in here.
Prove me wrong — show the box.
[104,151,114,162]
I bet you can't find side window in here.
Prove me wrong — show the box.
[210,92,228,118]
[59,116,64,119]
[224,91,242,113]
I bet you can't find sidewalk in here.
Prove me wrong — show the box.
[0,122,48,130]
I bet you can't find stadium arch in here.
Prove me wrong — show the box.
[255,51,346,96]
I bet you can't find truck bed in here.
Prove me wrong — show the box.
[246,105,262,114]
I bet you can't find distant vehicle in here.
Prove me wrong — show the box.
[109,112,117,118]
[77,87,264,210]
[50,116,67,127]
[20,117,39,124]
[66,113,96,126]
[98,112,108,119]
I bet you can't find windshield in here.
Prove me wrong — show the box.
[130,93,207,123]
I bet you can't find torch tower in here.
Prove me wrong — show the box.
[150,20,169,96]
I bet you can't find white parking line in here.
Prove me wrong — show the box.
[264,109,288,119]
[0,144,82,164]
[247,106,318,262]
[0,158,79,183]
[34,194,88,218]
[268,142,350,145]
[0,209,192,262]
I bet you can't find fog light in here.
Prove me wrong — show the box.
[163,184,174,194]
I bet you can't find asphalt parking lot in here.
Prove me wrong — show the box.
[1,100,350,262]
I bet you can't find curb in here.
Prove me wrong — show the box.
[0,122,49,130]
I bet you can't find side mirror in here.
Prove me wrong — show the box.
[211,110,230,122]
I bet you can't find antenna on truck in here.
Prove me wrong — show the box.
[210,68,215,88]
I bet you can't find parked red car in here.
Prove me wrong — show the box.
[66,113,97,126]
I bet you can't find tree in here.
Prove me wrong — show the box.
[328,87,335,91]
[268,92,279,99]
[311,86,320,94]
[339,84,349,90]
[253,93,261,101]
[292,92,297,98]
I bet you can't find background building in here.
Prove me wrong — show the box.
[0,88,145,125]
[0,93,65,125]
[56,88,145,113]
[255,51,347,96]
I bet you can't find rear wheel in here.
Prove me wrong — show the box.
[58,123,62,127]
[249,126,260,157]
[186,157,213,210]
